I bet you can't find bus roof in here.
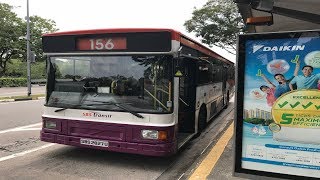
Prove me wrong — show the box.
[43,28,233,65]
[43,28,177,37]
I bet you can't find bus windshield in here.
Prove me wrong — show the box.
[46,55,173,113]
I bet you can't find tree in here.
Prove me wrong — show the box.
[0,2,58,77]
[184,0,245,54]
[28,15,58,61]
[0,3,24,76]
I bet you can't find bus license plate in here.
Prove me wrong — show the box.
[80,138,109,147]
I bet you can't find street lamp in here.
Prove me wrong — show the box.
[26,0,31,96]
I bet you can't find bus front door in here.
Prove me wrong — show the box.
[177,59,196,147]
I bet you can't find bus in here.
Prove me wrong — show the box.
[40,28,235,156]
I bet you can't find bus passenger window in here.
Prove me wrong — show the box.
[197,62,211,84]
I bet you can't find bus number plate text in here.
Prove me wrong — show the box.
[80,138,109,147]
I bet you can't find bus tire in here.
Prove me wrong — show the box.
[197,106,207,134]
[224,91,229,109]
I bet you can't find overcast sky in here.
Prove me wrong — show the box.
[0,0,235,61]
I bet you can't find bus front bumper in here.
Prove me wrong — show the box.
[40,131,177,156]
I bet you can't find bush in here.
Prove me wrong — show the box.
[5,59,46,79]
[0,78,27,87]
[31,62,46,79]
[5,59,25,77]
[1,59,46,87]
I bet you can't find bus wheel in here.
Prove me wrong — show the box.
[224,91,229,109]
[198,106,207,133]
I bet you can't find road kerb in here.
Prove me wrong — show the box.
[0,96,45,103]
[189,122,234,180]
[0,99,15,102]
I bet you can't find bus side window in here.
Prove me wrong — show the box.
[197,62,211,84]
[212,65,223,83]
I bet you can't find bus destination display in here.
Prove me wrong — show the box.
[77,37,127,51]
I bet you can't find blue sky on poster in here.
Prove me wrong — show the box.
[0,0,236,62]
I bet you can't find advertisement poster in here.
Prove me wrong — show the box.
[240,32,320,178]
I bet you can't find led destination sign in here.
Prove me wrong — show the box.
[42,31,172,53]
[77,37,127,51]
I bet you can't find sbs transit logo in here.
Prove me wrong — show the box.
[83,112,112,118]
[253,45,305,53]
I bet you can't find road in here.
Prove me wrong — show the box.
[0,100,43,130]
[0,100,242,180]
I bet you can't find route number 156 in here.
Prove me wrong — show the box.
[89,39,114,50]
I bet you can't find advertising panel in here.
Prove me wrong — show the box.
[235,30,320,179]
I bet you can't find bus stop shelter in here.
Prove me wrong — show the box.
[236,0,320,33]
[233,0,320,179]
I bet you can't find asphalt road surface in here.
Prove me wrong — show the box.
[0,100,44,130]
[0,100,240,180]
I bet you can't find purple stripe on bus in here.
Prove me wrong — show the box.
[41,117,177,156]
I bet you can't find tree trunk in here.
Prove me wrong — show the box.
[0,58,4,77]
[0,51,12,77]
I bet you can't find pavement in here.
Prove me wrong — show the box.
[184,102,247,180]
[0,85,46,102]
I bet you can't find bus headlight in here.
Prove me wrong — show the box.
[141,130,167,140]
[45,120,57,129]
[141,130,158,139]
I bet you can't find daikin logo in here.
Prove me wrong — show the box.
[253,45,305,53]
[253,45,264,53]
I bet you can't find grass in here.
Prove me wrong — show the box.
[0,94,45,100]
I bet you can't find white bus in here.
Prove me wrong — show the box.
[40,28,235,156]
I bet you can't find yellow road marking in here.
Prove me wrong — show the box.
[189,122,234,180]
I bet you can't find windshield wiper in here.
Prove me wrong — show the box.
[113,103,144,119]
[55,108,67,112]
[54,100,144,119]
[84,100,144,119]
[54,104,82,112]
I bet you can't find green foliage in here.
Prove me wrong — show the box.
[0,3,24,76]
[5,59,25,77]
[244,118,274,126]
[1,59,46,87]
[27,16,58,61]
[184,0,245,54]
[6,59,46,79]
[31,61,46,79]
[0,2,58,77]
[0,77,27,87]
